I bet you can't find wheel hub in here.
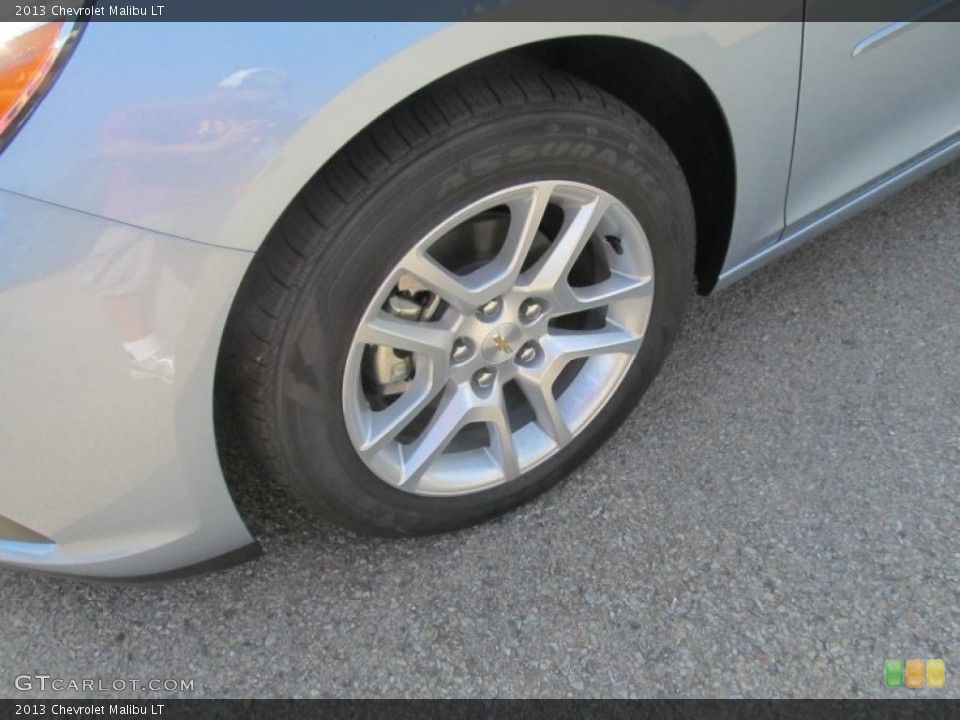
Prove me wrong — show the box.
[480,323,522,364]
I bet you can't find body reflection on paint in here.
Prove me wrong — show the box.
[83,69,293,381]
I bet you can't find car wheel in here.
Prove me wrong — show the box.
[224,67,695,536]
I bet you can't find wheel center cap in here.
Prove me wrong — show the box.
[481,323,522,363]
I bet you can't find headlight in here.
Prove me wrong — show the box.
[0,21,83,151]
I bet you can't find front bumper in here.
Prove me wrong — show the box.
[0,189,258,580]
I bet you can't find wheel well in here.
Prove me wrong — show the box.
[214,38,735,529]
[481,36,736,294]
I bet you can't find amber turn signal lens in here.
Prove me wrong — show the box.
[0,22,66,136]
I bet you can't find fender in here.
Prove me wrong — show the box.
[0,21,801,277]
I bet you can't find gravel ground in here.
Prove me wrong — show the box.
[2,161,958,700]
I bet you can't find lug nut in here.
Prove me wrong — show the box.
[516,343,538,365]
[451,338,470,363]
[477,298,502,320]
[473,368,496,390]
[520,299,543,322]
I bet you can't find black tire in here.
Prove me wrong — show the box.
[222,67,695,536]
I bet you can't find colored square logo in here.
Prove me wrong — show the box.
[905,658,925,688]
[885,659,904,688]
[927,659,945,689]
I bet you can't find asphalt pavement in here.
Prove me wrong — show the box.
[2,160,958,699]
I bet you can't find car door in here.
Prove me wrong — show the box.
[787,2,960,227]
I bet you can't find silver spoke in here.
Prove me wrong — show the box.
[398,385,474,488]
[487,395,521,480]
[358,372,446,455]
[515,371,572,446]
[563,271,653,314]
[404,185,554,306]
[493,184,554,289]
[400,252,485,312]
[355,312,453,363]
[542,322,643,365]
[525,194,613,293]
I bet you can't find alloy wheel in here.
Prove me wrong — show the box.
[342,181,655,496]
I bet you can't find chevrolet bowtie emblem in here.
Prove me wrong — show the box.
[491,334,512,354]
[482,323,521,363]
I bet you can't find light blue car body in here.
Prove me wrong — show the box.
[0,18,957,579]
